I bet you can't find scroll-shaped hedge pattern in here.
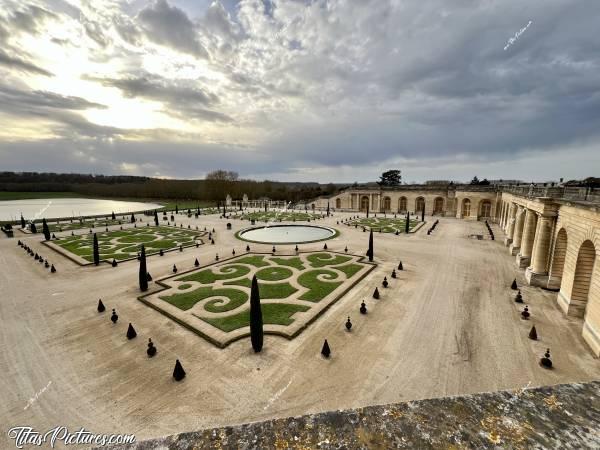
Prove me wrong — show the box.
[151,252,373,341]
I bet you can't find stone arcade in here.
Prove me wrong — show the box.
[317,182,600,356]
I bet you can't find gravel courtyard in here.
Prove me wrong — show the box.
[1,211,598,448]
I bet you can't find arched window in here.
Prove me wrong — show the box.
[479,200,492,218]
[415,197,425,213]
[462,198,471,217]
[398,197,407,212]
[335,198,341,209]
[433,197,444,214]
[360,196,369,212]
[382,196,391,212]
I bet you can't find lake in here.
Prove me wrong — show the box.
[0,198,164,222]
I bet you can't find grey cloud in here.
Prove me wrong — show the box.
[1,0,600,183]
[203,1,241,42]
[138,0,209,58]
[0,83,118,138]
[9,4,56,35]
[113,16,143,46]
[82,17,110,47]
[0,49,52,76]
[0,84,106,112]
[87,74,232,122]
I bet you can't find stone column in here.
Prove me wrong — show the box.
[504,203,517,246]
[510,207,525,255]
[516,209,537,268]
[526,215,554,287]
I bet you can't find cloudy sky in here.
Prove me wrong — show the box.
[0,0,599,183]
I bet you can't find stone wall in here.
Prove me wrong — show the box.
[500,193,600,356]
[100,381,600,450]
[315,185,498,219]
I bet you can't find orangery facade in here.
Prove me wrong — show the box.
[314,183,600,356]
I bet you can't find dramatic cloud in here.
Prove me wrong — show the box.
[0,0,599,182]
[137,0,209,58]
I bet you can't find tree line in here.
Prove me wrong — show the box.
[0,171,343,203]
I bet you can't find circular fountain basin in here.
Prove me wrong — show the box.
[236,224,337,244]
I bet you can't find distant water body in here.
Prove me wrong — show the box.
[0,198,163,222]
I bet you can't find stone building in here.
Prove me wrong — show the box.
[313,183,600,356]
[499,185,600,356]
[312,183,500,220]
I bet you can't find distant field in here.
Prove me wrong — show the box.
[0,192,87,200]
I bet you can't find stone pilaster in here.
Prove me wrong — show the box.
[509,207,525,255]
[516,209,537,268]
[504,203,517,246]
[525,215,554,287]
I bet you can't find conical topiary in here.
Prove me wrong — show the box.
[112,259,118,267]
[194,258,200,267]
[367,230,374,261]
[360,301,367,314]
[139,245,148,292]
[50,264,56,273]
[321,339,331,358]
[345,316,352,331]
[250,275,264,352]
[373,287,380,299]
[246,245,250,252]
[323,243,328,250]
[529,325,538,340]
[391,269,396,279]
[511,279,518,290]
[111,309,118,323]
[382,277,388,288]
[126,323,137,340]
[514,290,523,303]
[540,349,552,369]
[398,261,403,270]
[147,338,157,357]
[97,299,105,313]
[521,306,530,320]
[173,359,186,381]
[42,218,51,241]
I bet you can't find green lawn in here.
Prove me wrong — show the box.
[155,252,370,336]
[161,287,248,312]
[231,211,321,222]
[201,303,310,332]
[346,217,421,233]
[0,192,86,200]
[54,226,206,262]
